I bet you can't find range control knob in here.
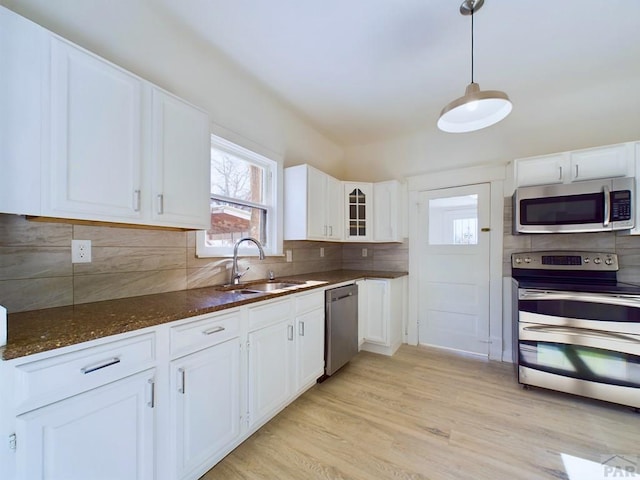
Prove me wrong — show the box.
[514,257,522,264]
[594,257,602,264]
[605,258,613,266]
[524,257,532,264]
[583,257,590,263]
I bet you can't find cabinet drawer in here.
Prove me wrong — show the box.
[14,332,155,411]
[295,290,324,315]
[170,310,240,358]
[249,298,292,331]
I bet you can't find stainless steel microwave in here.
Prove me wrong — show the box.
[514,177,635,233]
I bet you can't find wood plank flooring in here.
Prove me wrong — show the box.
[201,345,639,480]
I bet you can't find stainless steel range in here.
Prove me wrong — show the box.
[511,251,640,408]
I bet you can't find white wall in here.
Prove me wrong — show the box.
[1,0,345,178]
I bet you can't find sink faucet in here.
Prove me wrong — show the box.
[231,237,265,285]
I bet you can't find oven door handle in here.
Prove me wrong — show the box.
[521,324,640,344]
[519,289,640,308]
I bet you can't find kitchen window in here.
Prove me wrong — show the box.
[196,134,282,257]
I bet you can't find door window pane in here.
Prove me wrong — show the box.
[428,195,478,245]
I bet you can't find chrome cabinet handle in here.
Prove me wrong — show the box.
[81,357,121,374]
[299,321,305,337]
[178,368,185,394]
[202,326,225,335]
[329,226,333,236]
[575,164,579,179]
[148,378,155,408]
[157,194,164,214]
[133,190,141,212]
[287,324,294,341]
[558,166,563,181]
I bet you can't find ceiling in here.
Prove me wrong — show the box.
[156,0,640,146]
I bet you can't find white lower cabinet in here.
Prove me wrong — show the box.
[246,298,295,430]
[359,277,406,356]
[1,287,331,480]
[294,291,325,391]
[170,338,241,480]
[16,369,156,480]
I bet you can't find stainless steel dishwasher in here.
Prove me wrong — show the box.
[324,283,358,376]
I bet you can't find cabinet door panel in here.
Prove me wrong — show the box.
[344,182,371,242]
[374,181,400,242]
[16,370,155,480]
[48,38,143,220]
[326,175,344,240]
[151,89,210,228]
[296,308,325,391]
[363,279,388,345]
[570,144,630,181]
[171,338,241,480]
[248,321,293,429]
[306,166,328,239]
[515,154,566,187]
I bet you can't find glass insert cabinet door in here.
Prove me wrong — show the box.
[344,182,372,241]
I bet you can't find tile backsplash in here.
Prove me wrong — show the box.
[503,197,640,282]
[0,214,408,313]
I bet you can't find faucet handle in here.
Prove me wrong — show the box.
[268,270,275,281]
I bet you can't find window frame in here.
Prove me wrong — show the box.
[196,133,283,258]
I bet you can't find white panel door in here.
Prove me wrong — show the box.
[295,308,325,391]
[171,338,241,480]
[16,370,155,480]
[48,37,143,220]
[247,320,293,429]
[326,175,344,240]
[362,279,389,345]
[306,166,328,239]
[151,89,210,229]
[418,183,491,356]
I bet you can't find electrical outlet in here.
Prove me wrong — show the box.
[320,247,325,258]
[286,250,293,262]
[72,239,92,263]
[362,248,368,257]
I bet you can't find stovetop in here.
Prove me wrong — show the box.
[511,250,640,295]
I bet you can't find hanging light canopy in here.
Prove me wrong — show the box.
[437,0,512,133]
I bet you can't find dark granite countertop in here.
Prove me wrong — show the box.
[2,270,407,360]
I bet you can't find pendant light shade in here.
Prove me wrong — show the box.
[437,0,512,133]
[437,82,512,133]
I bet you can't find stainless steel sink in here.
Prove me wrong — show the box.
[218,280,305,294]
[243,282,301,292]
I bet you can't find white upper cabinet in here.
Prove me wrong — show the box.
[46,38,144,221]
[514,153,566,187]
[514,142,636,187]
[150,89,210,229]
[0,7,210,229]
[373,180,404,242]
[284,164,344,241]
[0,7,48,216]
[344,182,372,242]
[569,144,631,182]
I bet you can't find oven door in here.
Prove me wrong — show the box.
[517,289,640,407]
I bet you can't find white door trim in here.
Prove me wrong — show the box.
[406,164,506,361]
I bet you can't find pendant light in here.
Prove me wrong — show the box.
[437,0,512,133]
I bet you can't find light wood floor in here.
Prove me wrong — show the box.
[201,345,639,480]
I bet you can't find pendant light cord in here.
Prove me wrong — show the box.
[471,5,475,83]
